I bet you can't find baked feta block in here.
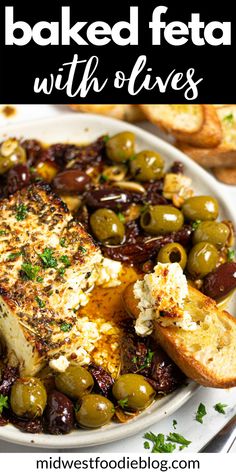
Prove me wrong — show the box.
[0,183,105,375]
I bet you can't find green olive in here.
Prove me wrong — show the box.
[112,374,155,411]
[90,209,125,244]
[182,196,219,221]
[130,150,164,181]
[140,205,184,235]
[187,242,219,278]
[193,221,230,249]
[10,377,47,419]
[106,132,135,163]
[157,243,187,269]
[75,394,114,428]
[55,365,94,400]
[0,139,26,175]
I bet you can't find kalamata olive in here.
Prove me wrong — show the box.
[140,205,184,235]
[203,262,236,300]
[10,378,47,419]
[6,164,30,194]
[44,390,74,434]
[75,394,114,428]
[53,170,91,194]
[187,242,219,279]
[193,221,230,248]
[84,187,142,211]
[112,374,155,411]
[169,161,184,174]
[182,196,219,221]
[55,365,94,399]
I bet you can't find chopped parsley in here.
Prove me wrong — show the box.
[227,248,235,262]
[21,263,40,281]
[143,432,176,453]
[58,267,66,277]
[16,203,28,221]
[60,322,73,332]
[223,113,234,124]
[117,398,129,409]
[192,219,201,230]
[196,403,207,424]
[79,246,87,254]
[99,174,109,184]
[129,155,136,162]
[35,296,46,309]
[214,403,228,415]
[60,255,71,267]
[166,432,191,450]
[0,394,8,414]
[144,441,150,450]
[132,356,137,364]
[59,238,67,248]
[39,248,58,268]
[173,419,177,430]
[139,349,154,371]
[103,135,110,143]
[0,230,6,236]
[7,251,22,261]
[117,212,126,223]
[36,276,44,283]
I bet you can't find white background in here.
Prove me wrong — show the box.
[0,104,236,454]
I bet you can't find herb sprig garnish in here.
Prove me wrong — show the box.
[39,248,58,268]
[16,203,28,221]
[0,394,8,414]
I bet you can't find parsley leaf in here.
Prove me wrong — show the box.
[7,251,22,261]
[79,246,87,254]
[214,403,228,414]
[227,248,235,262]
[60,255,71,267]
[58,267,66,277]
[60,322,72,332]
[103,135,110,143]
[173,419,177,430]
[223,113,234,124]
[192,220,201,230]
[196,403,207,424]
[117,212,126,223]
[167,432,191,450]
[138,349,154,371]
[35,296,46,309]
[0,230,6,236]
[16,203,28,221]
[0,394,8,414]
[144,441,150,449]
[99,174,109,184]
[59,238,67,248]
[21,263,40,281]
[117,398,129,409]
[39,248,58,268]
[144,432,176,453]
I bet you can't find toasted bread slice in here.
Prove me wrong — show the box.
[123,283,236,388]
[213,166,236,185]
[68,104,145,122]
[178,106,236,168]
[174,105,222,148]
[140,105,204,134]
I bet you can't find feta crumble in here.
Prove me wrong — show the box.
[134,262,197,336]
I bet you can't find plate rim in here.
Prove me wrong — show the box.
[0,112,234,448]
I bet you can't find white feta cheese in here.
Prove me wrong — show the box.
[49,355,70,372]
[134,262,197,335]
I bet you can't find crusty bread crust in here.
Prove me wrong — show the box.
[173,105,222,148]
[123,283,236,388]
[140,105,204,134]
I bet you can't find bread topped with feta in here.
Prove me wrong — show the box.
[0,183,121,376]
[123,262,236,388]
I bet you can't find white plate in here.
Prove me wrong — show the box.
[0,113,235,449]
